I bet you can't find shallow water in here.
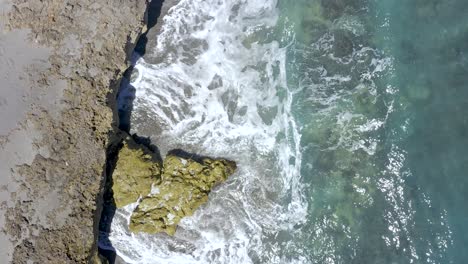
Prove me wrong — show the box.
[108,0,468,263]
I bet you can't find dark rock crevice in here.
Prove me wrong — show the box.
[118,0,167,133]
[95,0,233,261]
[94,1,167,263]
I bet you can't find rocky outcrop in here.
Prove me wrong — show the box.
[112,137,236,236]
[0,0,148,263]
[112,138,161,208]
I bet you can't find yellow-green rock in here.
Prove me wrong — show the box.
[129,155,236,235]
[112,138,161,208]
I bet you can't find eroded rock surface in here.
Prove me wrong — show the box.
[111,138,236,236]
[112,137,161,208]
[130,155,236,235]
[0,0,147,263]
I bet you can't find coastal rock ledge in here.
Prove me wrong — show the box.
[0,0,147,263]
[112,136,237,236]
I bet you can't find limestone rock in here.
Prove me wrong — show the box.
[129,155,236,235]
[1,1,147,262]
[112,138,161,208]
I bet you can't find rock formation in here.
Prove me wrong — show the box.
[0,0,147,263]
[112,138,161,208]
[0,0,228,261]
[111,137,236,236]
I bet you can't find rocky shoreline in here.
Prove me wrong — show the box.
[108,134,236,236]
[1,0,235,263]
[1,1,147,262]
[96,1,238,262]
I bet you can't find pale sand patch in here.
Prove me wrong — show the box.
[0,0,64,260]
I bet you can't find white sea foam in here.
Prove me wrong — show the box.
[110,0,306,263]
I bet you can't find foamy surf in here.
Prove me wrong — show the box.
[108,0,460,263]
[110,0,306,263]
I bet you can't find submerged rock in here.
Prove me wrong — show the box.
[112,138,161,208]
[129,154,236,235]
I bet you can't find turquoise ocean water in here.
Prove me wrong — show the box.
[285,0,468,263]
[110,1,468,263]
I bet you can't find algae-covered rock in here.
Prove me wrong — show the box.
[111,138,236,235]
[112,138,161,208]
[161,155,236,191]
[129,155,236,235]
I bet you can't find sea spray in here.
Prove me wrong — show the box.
[109,0,464,263]
[111,0,306,263]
